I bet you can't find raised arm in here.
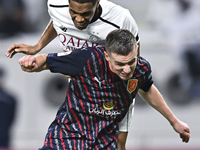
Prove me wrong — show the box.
[138,84,191,143]
[19,54,48,72]
[6,20,57,58]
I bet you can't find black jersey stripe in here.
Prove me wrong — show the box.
[136,34,139,42]
[49,4,69,8]
[99,17,120,29]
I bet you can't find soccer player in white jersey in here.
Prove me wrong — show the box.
[6,0,140,149]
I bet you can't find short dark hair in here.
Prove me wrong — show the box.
[69,0,98,5]
[105,29,137,56]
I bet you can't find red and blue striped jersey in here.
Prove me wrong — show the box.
[40,47,153,150]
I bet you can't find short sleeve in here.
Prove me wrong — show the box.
[47,47,91,77]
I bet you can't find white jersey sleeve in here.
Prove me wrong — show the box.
[99,0,139,42]
[122,10,140,42]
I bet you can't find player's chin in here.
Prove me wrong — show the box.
[119,73,132,80]
[74,22,88,30]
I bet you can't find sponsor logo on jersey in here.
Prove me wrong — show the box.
[57,51,72,56]
[94,77,104,86]
[61,27,67,32]
[127,79,138,93]
[58,34,99,51]
[103,101,115,110]
[89,101,121,119]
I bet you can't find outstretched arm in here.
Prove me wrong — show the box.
[6,20,57,58]
[19,54,48,72]
[138,84,191,143]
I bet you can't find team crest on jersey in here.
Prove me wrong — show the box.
[57,51,72,56]
[103,101,115,110]
[127,79,138,93]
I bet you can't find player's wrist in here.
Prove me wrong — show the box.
[169,116,179,127]
[34,43,43,53]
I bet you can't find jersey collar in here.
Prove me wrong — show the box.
[90,4,102,24]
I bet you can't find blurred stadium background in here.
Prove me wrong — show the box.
[0,0,200,149]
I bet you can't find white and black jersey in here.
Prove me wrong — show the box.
[48,0,139,51]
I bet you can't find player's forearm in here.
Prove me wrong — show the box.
[35,20,57,52]
[139,85,178,125]
[153,98,178,126]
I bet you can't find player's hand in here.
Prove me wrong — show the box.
[6,43,38,58]
[19,55,38,72]
[172,119,191,143]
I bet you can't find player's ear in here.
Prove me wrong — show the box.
[104,51,110,62]
[136,45,139,56]
[96,0,100,8]
[137,42,140,56]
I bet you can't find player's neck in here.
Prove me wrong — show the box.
[90,4,102,24]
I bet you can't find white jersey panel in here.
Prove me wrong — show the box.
[48,0,139,51]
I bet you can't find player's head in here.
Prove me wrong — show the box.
[104,29,138,80]
[68,0,100,30]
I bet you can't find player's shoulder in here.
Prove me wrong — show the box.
[68,47,104,56]
[137,56,150,64]
[47,0,69,6]
[100,0,132,17]
[70,47,105,70]
[137,56,151,70]
[75,47,105,60]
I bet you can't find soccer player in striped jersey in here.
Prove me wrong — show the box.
[18,29,190,150]
[6,0,140,149]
